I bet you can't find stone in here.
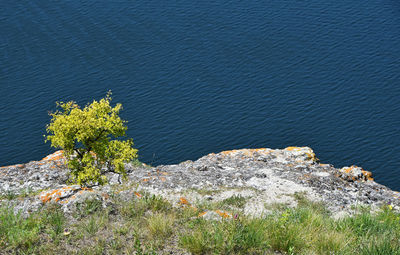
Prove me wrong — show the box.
[1,147,399,218]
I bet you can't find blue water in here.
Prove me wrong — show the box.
[1,1,400,191]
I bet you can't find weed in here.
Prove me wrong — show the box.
[219,195,247,209]
[119,193,172,219]
[82,214,103,236]
[131,159,150,168]
[74,198,103,218]
[44,208,65,240]
[0,188,39,200]
[0,206,41,252]
[133,232,157,255]
[147,212,175,239]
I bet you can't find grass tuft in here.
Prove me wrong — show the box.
[218,195,247,209]
[147,212,175,239]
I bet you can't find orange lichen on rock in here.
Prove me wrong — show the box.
[142,173,168,182]
[0,163,25,169]
[41,191,55,203]
[285,147,302,151]
[343,166,354,174]
[361,170,374,181]
[285,147,318,162]
[305,152,317,161]
[215,210,232,218]
[341,165,374,181]
[343,165,363,174]
[179,197,189,205]
[42,150,65,161]
[40,186,81,204]
[1,164,16,168]
[40,150,66,167]
[198,211,207,217]
[40,189,61,203]
[243,148,269,157]
[221,150,240,156]
[178,197,198,211]
[221,148,269,158]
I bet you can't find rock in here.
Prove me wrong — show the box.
[1,147,399,218]
[37,185,110,214]
[198,210,232,221]
[339,165,374,182]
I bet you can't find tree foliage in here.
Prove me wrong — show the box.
[45,92,138,186]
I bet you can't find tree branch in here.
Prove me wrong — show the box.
[74,148,83,159]
[86,128,107,153]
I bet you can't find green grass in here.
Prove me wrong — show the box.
[74,198,103,219]
[179,217,270,254]
[190,187,222,196]
[147,212,175,238]
[130,158,149,168]
[218,195,247,209]
[0,188,43,201]
[1,191,400,254]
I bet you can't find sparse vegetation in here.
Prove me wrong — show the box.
[1,192,400,254]
[218,195,247,209]
[0,188,43,201]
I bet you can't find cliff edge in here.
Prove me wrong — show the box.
[1,147,399,218]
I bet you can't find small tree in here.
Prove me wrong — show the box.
[45,92,138,187]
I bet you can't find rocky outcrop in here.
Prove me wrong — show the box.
[1,147,399,218]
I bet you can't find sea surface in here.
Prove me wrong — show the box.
[1,1,400,191]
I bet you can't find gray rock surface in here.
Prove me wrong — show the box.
[1,147,399,218]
